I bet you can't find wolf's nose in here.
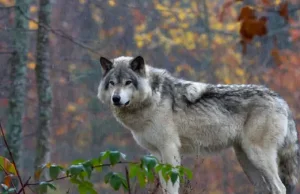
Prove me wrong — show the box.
[112,95,121,103]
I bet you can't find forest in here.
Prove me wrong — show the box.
[0,0,299,193]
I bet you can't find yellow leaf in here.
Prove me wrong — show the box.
[155,3,167,11]
[29,21,38,30]
[185,32,194,42]
[66,104,76,113]
[224,78,231,84]
[173,37,182,44]
[135,23,146,32]
[178,12,186,20]
[210,22,223,30]
[30,5,38,13]
[226,23,239,31]
[45,162,52,168]
[181,23,189,29]
[136,41,143,48]
[108,0,116,7]
[214,35,225,45]
[79,0,86,4]
[235,68,245,76]
[27,62,36,70]
[275,0,281,5]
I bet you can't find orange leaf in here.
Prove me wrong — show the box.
[29,21,38,30]
[238,6,256,21]
[4,175,12,187]
[27,62,36,70]
[239,17,267,41]
[279,2,289,21]
[261,0,271,6]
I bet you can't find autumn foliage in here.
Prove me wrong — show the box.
[0,0,300,193]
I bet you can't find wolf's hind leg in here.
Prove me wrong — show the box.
[242,144,286,194]
[234,145,271,194]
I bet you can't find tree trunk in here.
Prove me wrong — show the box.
[5,0,32,168]
[34,0,53,181]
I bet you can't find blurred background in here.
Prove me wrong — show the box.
[0,0,299,193]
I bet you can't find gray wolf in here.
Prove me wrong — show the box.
[97,56,300,194]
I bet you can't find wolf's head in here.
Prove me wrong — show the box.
[97,56,152,109]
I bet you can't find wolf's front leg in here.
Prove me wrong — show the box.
[159,143,181,194]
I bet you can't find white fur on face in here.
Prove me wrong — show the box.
[116,88,131,105]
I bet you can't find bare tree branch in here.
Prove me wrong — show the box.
[0,122,25,194]
[15,6,103,55]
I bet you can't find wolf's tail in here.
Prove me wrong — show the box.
[279,110,300,194]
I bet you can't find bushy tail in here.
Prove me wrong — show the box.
[279,111,300,194]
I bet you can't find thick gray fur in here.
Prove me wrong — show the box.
[97,56,300,194]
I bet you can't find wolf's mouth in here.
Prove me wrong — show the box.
[113,101,130,107]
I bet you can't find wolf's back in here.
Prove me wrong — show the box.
[279,109,300,194]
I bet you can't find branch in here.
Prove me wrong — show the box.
[15,6,102,55]
[0,122,25,194]
[25,161,139,187]
[17,177,31,194]
[125,166,131,194]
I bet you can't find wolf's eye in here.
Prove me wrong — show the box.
[125,80,132,85]
[109,81,115,86]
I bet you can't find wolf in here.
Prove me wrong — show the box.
[97,55,300,194]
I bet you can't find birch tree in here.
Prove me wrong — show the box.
[34,0,53,180]
[5,0,32,168]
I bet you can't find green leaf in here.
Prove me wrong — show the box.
[71,159,86,165]
[39,182,56,193]
[1,183,8,190]
[141,155,157,171]
[0,156,17,175]
[146,170,155,182]
[69,164,85,176]
[181,167,193,180]
[104,172,113,184]
[82,160,93,179]
[170,169,179,185]
[8,188,16,193]
[161,164,172,181]
[128,164,140,178]
[70,177,81,185]
[49,165,61,179]
[109,151,121,165]
[136,171,146,188]
[109,173,122,191]
[154,163,164,173]
[91,158,102,172]
[99,151,110,163]
[78,181,97,194]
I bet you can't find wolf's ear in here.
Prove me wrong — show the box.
[100,57,113,76]
[130,56,145,74]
